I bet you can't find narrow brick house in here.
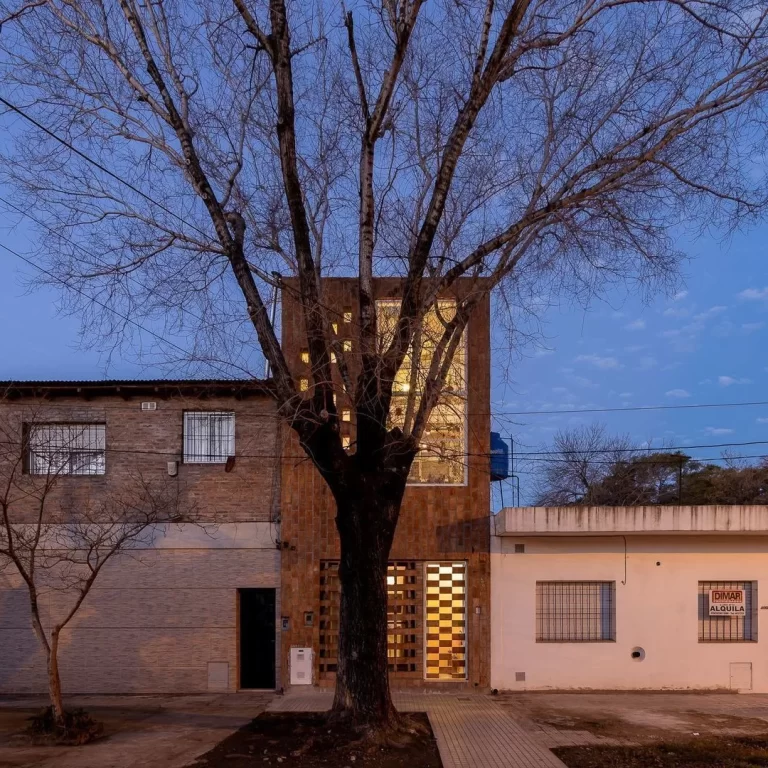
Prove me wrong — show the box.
[0,380,281,694]
[279,279,492,690]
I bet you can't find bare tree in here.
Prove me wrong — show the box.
[0,411,183,728]
[0,0,767,727]
[533,424,636,504]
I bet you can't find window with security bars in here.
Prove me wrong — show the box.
[27,423,105,476]
[536,581,615,642]
[698,581,756,642]
[183,412,235,463]
[318,561,424,679]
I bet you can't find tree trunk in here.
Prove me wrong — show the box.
[47,630,65,724]
[331,488,402,728]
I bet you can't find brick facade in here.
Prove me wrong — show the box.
[279,279,492,690]
[0,381,282,693]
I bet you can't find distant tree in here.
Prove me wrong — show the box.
[533,424,635,505]
[2,0,768,728]
[0,410,183,731]
[535,427,768,506]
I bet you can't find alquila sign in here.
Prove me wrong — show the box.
[708,589,746,616]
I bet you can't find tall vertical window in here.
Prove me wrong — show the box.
[377,299,467,484]
[27,423,106,476]
[536,581,616,642]
[424,562,467,680]
[183,411,235,463]
[699,581,756,642]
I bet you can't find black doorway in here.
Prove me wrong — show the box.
[239,588,276,689]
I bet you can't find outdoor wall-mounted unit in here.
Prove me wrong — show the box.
[490,432,509,481]
[290,647,313,685]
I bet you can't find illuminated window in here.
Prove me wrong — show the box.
[332,322,338,334]
[342,435,351,449]
[341,409,351,422]
[425,562,467,680]
[376,299,467,485]
[343,309,352,323]
[330,351,337,364]
[299,377,309,392]
[342,339,352,352]
[300,349,309,364]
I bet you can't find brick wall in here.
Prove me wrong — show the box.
[0,386,283,694]
[279,279,492,689]
[0,390,280,523]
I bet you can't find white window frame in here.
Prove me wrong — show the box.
[27,423,106,476]
[183,411,235,464]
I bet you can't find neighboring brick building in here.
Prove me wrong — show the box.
[279,279,492,690]
[0,380,281,694]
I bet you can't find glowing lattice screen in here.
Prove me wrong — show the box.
[424,562,467,680]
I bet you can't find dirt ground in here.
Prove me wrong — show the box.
[190,712,442,768]
[500,692,768,743]
[553,736,768,767]
[0,693,270,768]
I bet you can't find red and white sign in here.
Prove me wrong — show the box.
[709,589,746,616]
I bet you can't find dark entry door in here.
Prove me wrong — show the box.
[239,588,276,689]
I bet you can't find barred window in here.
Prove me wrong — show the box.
[698,581,756,642]
[183,412,235,463]
[27,423,105,476]
[536,581,615,642]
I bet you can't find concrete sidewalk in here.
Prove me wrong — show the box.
[268,689,566,768]
[0,693,272,768]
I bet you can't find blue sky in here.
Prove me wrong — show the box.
[2,196,768,505]
[490,221,768,504]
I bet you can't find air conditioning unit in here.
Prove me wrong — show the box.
[290,647,313,686]
[141,402,157,411]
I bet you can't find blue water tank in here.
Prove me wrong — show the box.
[490,432,509,481]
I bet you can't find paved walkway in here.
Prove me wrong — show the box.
[268,689,566,768]
[0,693,272,768]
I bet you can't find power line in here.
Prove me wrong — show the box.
[493,400,768,417]
[0,193,244,334]
[0,96,212,242]
[514,439,768,457]
[0,239,248,381]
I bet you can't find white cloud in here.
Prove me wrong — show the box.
[693,305,727,321]
[534,347,555,357]
[663,307,689,318]
[569,375,598,388]
[624,319,646,331]
[704,427,735,436]
[575,354,622,369]
[552,387,569,394]
[718,375,751,387]
[742,322,765,333]
[738,287,768,301]
[666,389,691,398]
[618,392,633,399]
[673,290,688,301]
[756,417,768,424]
[638,356,657,370]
